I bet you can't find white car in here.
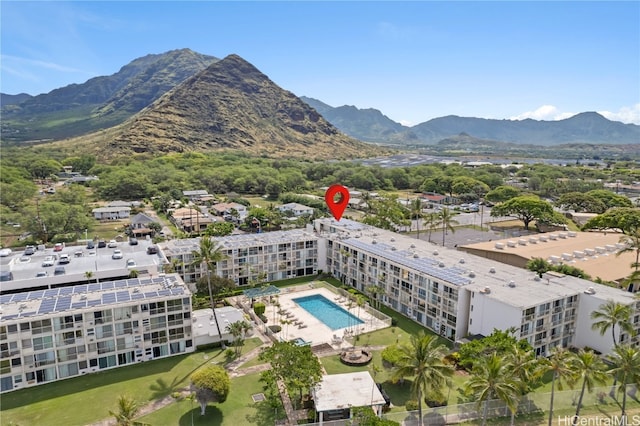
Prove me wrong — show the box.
[42,256,55,267]
[0,248,12,257]
[126,259,137,269]
[107,240,118,248]
[111,250,123,260]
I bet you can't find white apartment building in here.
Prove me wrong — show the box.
[0,274,194,393]
[314,218,640,356]
[160,229,321,286]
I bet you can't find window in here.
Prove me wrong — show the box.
[96,325,113,339]
[149,302,165,315]
[30,319,52,335]
[150,316,166,330]
[167,299,182,312]
[94,310,113,324]
[97,340,115,354]
[33,336,53,351]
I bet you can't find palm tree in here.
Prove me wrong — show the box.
[526,258,551,278]
[439,207,458,247]
[617,229,640,272]
[410,198,424,240]
[365,282,385,310]
[608,345,640,426]
[109,394,139,426]
[543,347,576,426]
[570,349,608,426]
[191,237,227,344]
[507,345,542,425]
[391,333,453,426]
[225,320,251,357]
[425,212,441,243]
[590,300,634,348]
[465,353,520,426]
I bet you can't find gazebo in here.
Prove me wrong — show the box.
[242,285,281,300]
[312,372,387,424]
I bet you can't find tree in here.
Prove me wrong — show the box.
[424,212,441,243]
[485,185,522,204]
[586,190,633,209]
[458,328,532,371]
[191,237,227,344]
[108,394,139,426]
[365,282,386,310]
[259,341,323,407]
[391,333,453,426]
[204,221,235,237]
[190,365,230,416]
[464,353,520,426]
[409,198,424,240]
[362,195,409,231]
[590,300,634,348]
[526,258,550,278]
[226,320,251,357]
[555,192,606,213]
[582,207,640,235]
[542,347,575,426]
[617,229,640,273]
[608,345,640,426]
[438,207,458,246]
[490,195,555,230]
[570,349,608,426]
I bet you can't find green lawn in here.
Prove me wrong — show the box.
[0,338,263,426]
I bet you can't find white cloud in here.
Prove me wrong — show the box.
[511,104,640,125]
[510,105,575,122]
[598,104,640,125]
[399,119,413,126]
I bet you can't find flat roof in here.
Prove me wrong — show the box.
[319,219,635,307]
[0,274,189,322]
[459,231,634,282]
[313,372,386,412]
[192,306,244,338]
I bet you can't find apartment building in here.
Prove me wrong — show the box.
[160,229,321,286]
[0,274,194,393]
[314,218,640,356]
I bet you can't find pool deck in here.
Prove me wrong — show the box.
[261,285,390,349]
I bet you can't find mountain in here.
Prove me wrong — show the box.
[1,49,219,142]
[301,98,640,146]
[107,55,379,159]
[0,93,33,107]
[300,97,408,143]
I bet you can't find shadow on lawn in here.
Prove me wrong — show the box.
[179,405,223,425]
[243,399,283,426]
[2,349,227,411]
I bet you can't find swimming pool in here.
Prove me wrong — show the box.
[293,294,364,331]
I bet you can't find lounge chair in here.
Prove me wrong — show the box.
[298,323,307,329]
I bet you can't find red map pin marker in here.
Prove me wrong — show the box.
[325,184,350,221]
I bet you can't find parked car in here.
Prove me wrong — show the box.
[126,259,137,269]
[111,250,123,260]
[24,245,36,255]
[97,240,107,248]
[0,248,12,257]
[0,271,14,281]
[36,271,48,278]
[147,245,158,255]
[87,240,95,249]
[54,266,66,276]
[129,237,138,246]
[107,240,118,248]
[53,243,64,252]
[58,254,70,264]
[19,255,31,263]
[42,256,55,267]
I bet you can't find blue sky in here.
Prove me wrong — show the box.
[2,1,639,125]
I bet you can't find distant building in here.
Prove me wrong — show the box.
[92,206,131,220]
[192,306,246,347]
[277,202,314,217]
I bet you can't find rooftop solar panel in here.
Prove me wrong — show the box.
[2,314,18,320]
[157,289,171,296]
[20,311,36,317]
[116,291,130,302]
[101,282,115,290]
[1,294,13,304]
[59,287,74,295]
[12,293,28,302]
[86,299,101,307]
[88,283,101,292]
[29,290,45,300]
[74,285,88,293]
[144,292,157,298]
[102,293,116,304]
[71,302,86,309]
[131,293,144,300]
[55,296,72,311]
[44,289,59,298]
[114,280,127,288]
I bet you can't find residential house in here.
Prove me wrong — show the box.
[277,202,314,217]
[210,202,248,222]
[92,206,131,220]
[130,213,156,236]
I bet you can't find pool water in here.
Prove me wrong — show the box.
[293,294,364,331]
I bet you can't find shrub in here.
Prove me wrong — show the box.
[405,400,419,411]
[253,302,266,316]
[381,344,403,367]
